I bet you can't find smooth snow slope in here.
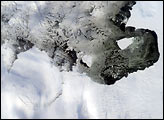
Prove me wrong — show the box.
[1,1,163,119]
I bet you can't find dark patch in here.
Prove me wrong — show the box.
[80,59,89,68]
[111,1,136,29]
[15,36,34,54]
[100,73,117,85]
[67,49,78,64]
[120,23,126,31]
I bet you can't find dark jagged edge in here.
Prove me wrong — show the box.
[111,1,136,31]
[101,1,136,85]
[103,1,160,85]
[112,1,160,67]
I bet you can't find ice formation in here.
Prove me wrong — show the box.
[1,1,160,85]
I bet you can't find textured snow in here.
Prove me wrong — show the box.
[1,1,163,119]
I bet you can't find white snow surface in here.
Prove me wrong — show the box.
[1,1,163,119]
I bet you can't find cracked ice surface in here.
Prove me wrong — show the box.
[1,1,160,85]
[1,1,163,119]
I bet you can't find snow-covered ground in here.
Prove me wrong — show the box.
[1,1,163,119]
